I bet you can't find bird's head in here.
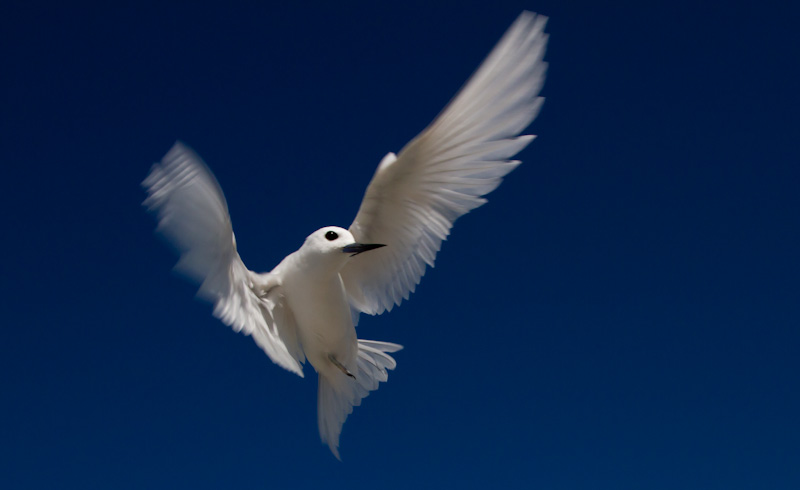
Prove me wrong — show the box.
[299,226,385,269]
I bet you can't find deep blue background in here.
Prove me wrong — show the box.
[2,1,799,488]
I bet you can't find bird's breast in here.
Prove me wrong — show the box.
[281,269,357,372]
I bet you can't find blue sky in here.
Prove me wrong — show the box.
[2,1,799,488]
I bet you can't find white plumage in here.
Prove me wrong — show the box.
[143,11,548,459]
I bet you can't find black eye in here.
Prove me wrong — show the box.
[325,230,338,241]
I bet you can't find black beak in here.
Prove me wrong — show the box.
[342,242,386,256]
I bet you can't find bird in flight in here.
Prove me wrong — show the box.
[143,11,547,459]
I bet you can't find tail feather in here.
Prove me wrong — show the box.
[317,339,402,459]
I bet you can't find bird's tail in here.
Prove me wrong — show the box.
[317,339,402,459]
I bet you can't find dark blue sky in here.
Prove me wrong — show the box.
[2,1,799,488]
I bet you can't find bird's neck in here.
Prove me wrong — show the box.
[289,249,348,278]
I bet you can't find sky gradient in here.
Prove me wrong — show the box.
[2,1,799,488]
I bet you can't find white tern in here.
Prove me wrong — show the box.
[143,11,548,459]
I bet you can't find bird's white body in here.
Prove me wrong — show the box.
[275,232,358,376]
[143,11,548,458]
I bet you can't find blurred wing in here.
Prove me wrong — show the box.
[143,142,304,376]
[342,11,548,315]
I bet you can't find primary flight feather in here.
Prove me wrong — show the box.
[143,11,548,459]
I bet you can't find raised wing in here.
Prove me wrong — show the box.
[143,142,304,376]
[342,11,548,315]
